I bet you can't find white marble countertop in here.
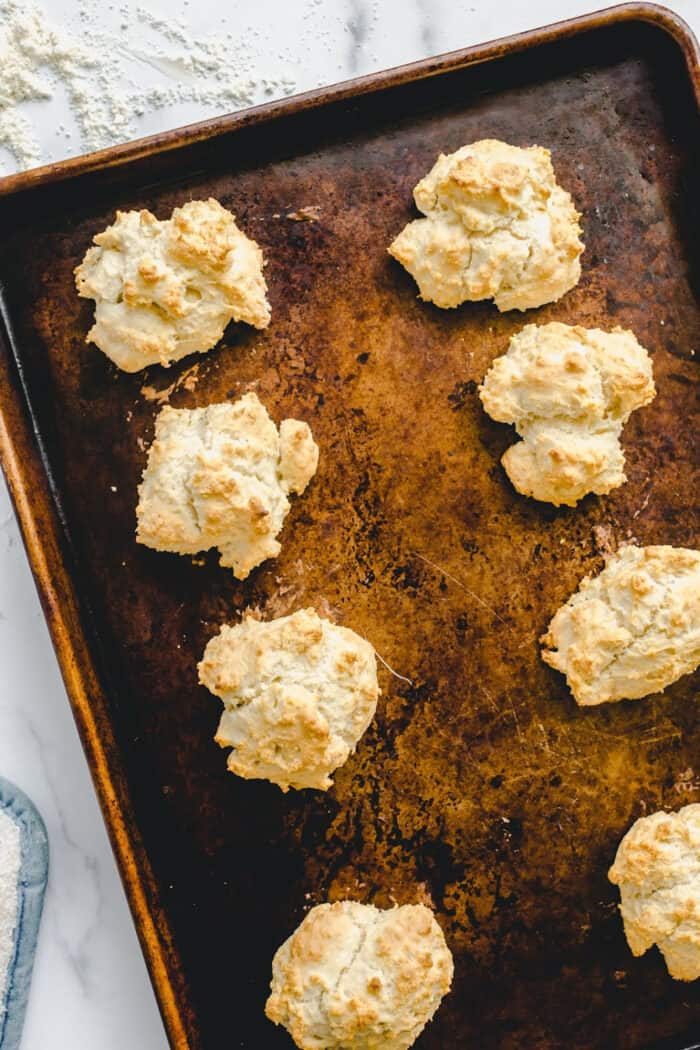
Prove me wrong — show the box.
[0,1,697,1047]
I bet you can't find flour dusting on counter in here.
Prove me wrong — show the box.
[0,807,20,1014]
[0,0,297,173]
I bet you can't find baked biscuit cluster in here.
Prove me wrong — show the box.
[75,197,270,371]
[198,608,379,791]
[265,902,454,1050]
[541,545,700,706]
[72,127,699,1046]
[136,393,318,579]
[389,139,583,312]
[609,805,700,981]
[479,322,656,506]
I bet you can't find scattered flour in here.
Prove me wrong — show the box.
[0,807,20,1015]
[0,0,297,173]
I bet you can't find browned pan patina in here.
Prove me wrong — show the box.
[0,5,699,1048]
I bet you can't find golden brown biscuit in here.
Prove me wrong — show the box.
[265,901,454,1049]
[389,139,583,311]
[542,545,700,705]
[609,804,700,980]
[75,198,270,371]
[479,322,655,506]
[136,393,318,578]
[198,608,379,790]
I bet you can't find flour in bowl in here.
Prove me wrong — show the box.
[0,806,20,1014]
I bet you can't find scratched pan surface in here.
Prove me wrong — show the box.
[0,6,699,1049]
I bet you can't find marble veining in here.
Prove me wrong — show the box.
[346,0,371,71]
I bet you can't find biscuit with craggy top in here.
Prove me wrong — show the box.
[479,323,655,506]
[389,139,583,312]
[609,804,700,980]
[136,393,317,579]
[265,901,453,1049]
[541,545,700,705]
[75,198,270,371]
[197,608,379,790]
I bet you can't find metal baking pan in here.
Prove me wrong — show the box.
[0,4,698,1047]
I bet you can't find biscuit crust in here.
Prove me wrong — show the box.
[265,901,454,1049]
[136,393,318,578]
[198,608,379,790]
[541,545,700,705]
[609,804,700,981]
[479,322,655,506]
[75,198,270,371]
[388,139,583,312]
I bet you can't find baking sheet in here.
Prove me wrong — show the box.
[0,6,698,1048]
